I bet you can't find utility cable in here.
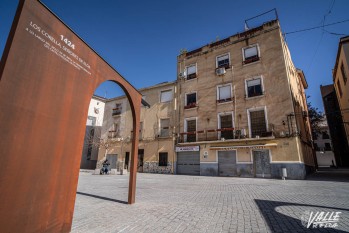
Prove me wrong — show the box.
[284,19,349,35]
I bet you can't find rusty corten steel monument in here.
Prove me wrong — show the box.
[0,0,141,232]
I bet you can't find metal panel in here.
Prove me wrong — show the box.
[253,150,271,178]
[177,152,200,175]
[0,0,142,232]
[218,151,237,176]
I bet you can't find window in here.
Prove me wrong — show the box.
[219,113,234,139]
[185,118,196,142]
[160,89,173,103]
[112,103,122,116]
[216,54,230,69]
[322,131,330,139]
[109,123,119,138]
[185,92,197,109]
[217,84,232,103]
[139,122,143,140]
[337,80,343,98]
[186,64,197,80]
[246,78,263,98]
[341,63,347,84]
[160,118,170,137]
[243,45,259,64]
[159,152,168,166]
[86,116,96,126]
[324,143,332,151]
[249,109,267,138]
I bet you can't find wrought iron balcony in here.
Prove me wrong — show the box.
[178,128,273,143]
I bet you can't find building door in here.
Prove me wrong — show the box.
[177,152,200,175]
[106,154,117,169]
[125,152,130,170]
[138,149,144,172]
[218,150,237,176]
[253,150,271,178]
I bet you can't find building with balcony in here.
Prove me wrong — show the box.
[313,118,336,167]
[175,19,315,179]
[80,95,106,169]
[97,81,177,173]
[333,36,349,160]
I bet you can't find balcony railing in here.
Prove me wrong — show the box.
[112,108,122,116]
[178,129,273,143]
[243,55,260,65]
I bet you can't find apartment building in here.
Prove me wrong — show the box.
[320,84,349,166]
[97,81,177,173]
[80,95,106,169]
[333,36,349,154]
[176,20,315,179]
[313,118,336,167]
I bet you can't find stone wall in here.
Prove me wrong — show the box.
[270,163,306,180]
[143,161,173,174]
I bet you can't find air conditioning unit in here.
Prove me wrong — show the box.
[216,67,226,76]
[178,72,186,78]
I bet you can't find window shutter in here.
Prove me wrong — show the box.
[187,120,196,132]
[217,54,229,62]
[244,46,258,58]
[160,119,170,137]
[160,90,173,102]
[187,65,196,75]
[219,85,231,100]
[220,115,232,128]
[247,79,261,87]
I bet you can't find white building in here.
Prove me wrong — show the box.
[80,95,106,169]
[314,118,336,167]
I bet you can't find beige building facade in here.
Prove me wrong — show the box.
[175,20,315,179]
[95,19,315,179]
[333,36,349,147]
[97,82,177,174]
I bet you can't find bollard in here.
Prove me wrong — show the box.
[282,168,287,180]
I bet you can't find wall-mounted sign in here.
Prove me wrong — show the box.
[210,143,277,150]
[176,146,200,152]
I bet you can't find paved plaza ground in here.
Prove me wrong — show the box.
[72,170,349,232]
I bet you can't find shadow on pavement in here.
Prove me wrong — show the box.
[255,199,349,232]
[306,169,349,183]
[76,191,128,204]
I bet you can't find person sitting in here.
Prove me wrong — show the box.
[100,159,110,175]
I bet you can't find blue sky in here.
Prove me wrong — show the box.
[1,0,349,110]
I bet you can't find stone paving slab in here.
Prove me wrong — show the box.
[72,172,349,232]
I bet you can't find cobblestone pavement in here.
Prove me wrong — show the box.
[72,171,349,233]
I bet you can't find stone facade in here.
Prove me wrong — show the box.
[332,36,349,166]
[97,82,176,172]
[175,19,315,179]
[143,162,173,174]
[95,19,315,179]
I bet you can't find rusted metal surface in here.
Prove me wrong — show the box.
[0,0,140,232]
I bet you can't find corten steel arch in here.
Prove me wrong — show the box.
[0,0,140,232]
